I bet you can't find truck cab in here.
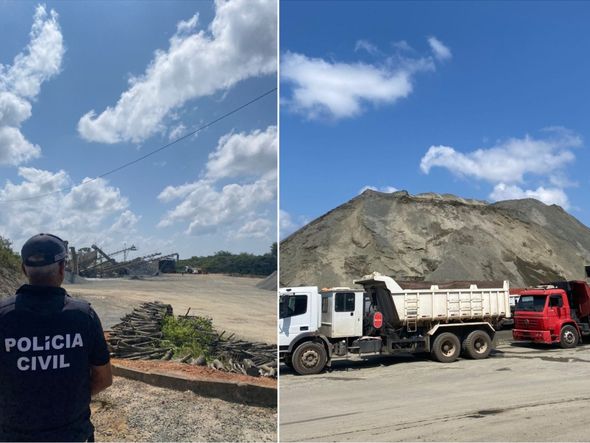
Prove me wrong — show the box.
[279,286,365,374]
[279,286,321,350]
[513,281,590,348]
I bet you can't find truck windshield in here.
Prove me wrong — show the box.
[279,294,307,319]
[515,295,546,312]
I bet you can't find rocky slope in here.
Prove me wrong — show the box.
[280,190,590,288]
[0,267,23,297]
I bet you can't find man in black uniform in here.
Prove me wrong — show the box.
[0,233,112,442]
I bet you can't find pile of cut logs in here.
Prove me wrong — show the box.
[209,335,277,378]
[108,301,174,360]
[107,301,277,377]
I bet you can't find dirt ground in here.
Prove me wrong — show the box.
[91,376,276,442]
[62,274,278,441]
[279,330,590,442]
[63,273,276,343]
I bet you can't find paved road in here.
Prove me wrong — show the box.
[64,274,276,343]
[279,330,590,441]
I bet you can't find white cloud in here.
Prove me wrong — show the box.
[420,131,581,184]
[359,185,398,194]
[354,39,380,55]
[110,209,141,233]
[0,167,131,249]
[0,5,64,165]
[392,40,413,52]
[0,125,40,165]
[233,218,273,239]
[420,129,582,209]
[63,178,127,214]
[176,13,199,35]
[281,35,447,121]
[428,36,452,61]
[206,126,277,180]
[490,183,570,209]
[158,126,277,239]
[1,5,64,99]
[78,0,277,144]
[158,177,276,235]
[168,123,186,141]
[282,52,430,120]
[158,181,200,203]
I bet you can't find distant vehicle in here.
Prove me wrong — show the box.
[181,266,208,274]
[279,272,510,375]
[513,280,590,348]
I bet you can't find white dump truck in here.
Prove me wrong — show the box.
[279,272,510,374]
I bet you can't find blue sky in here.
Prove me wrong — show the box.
[280,1,590,237]
[0,0,277,259]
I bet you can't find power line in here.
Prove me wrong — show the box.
[0,87,277,204]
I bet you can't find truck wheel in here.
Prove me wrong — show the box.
[431,332,461,363]
[292,342,327,375]
[463,330,492,359]
[560,325,579,349]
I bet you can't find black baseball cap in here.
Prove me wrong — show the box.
[21,233,67,267]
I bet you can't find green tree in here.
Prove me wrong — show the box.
[176,243,277,276]
[0,236,21,272]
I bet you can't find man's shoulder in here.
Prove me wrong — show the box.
[62,295,94,316]
[0,295,17,314]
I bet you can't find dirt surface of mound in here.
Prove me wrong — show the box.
[281,190,590,288]
[256,271,277,291]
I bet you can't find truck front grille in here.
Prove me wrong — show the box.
[515,318,541,329]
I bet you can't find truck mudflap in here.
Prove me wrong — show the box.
[512,328,553,344]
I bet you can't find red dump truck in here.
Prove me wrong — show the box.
[513,275,590,348]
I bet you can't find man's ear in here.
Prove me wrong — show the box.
[59,261,65,276]
[21,263,28,277]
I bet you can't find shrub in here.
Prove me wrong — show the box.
[161,315,215,359]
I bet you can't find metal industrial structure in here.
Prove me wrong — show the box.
[66,242,179,279]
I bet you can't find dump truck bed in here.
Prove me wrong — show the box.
[355,272,510,325]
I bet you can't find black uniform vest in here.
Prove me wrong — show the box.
[0,285,110,442]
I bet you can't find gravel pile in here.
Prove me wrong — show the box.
[281,189,590,288]
[256,271,277,291]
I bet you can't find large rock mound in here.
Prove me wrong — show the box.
[280,190,590,288]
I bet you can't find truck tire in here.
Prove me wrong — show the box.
[560,325,579,349]
[463,330,492,359]
[431,332,461,363]
[292,341,327,375]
